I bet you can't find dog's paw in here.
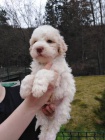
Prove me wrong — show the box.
[20,75,35,99]
[32,69,55,98]
[32,82,48,98]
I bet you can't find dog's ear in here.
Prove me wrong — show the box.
[29,38,33,46]
[58,36,68,54]
[29,38,33,52]
[29,46,32,51]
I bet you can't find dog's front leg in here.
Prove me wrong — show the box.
[32,69,55,98]
[20,75,35,99]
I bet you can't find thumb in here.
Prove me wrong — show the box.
[39,88,53,106]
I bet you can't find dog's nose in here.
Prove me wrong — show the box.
[36,47,44,54]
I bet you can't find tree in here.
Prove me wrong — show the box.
[45,0,92,64]
[4,0,45,28]
[98,0,105,74]
[0,8,9,26]
[45,0,92,26]
[0,0,45,68]
[45,0,66,27]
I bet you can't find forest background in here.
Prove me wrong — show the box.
[0,0,105,76]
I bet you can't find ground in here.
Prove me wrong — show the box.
[62,75,105,132]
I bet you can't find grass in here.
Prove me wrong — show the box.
[62,75,105,132]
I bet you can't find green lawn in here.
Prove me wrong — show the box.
[62,75,105,132]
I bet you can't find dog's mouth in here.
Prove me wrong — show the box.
[36,54,49,60]
[37,54,46,58]
[36,53,53,64]
[38,54,43,57]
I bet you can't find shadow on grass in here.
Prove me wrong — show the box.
[72,99,88,109]
[94,90,105,131]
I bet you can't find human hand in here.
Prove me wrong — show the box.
[41,63,61,117]
[32,62,58,98]
[41,98,63,117]
[25,62,58,111]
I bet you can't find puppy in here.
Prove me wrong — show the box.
[20,25,76,140]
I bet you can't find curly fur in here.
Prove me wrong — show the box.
[20,25,76,140]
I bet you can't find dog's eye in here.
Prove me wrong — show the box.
[32,40,37,44]
[47,40,53,43]
[33,41,36,44]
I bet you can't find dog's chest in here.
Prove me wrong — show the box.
[31,58,69,100]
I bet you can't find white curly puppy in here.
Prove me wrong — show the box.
[20,25,76,140]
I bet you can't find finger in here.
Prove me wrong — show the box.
[50,71,58,87]
[53,98,63,106]
[54,71,58,81]
[42,108,52,116]
[48,84,54,90]
[46,105,54,114]
[41,103,55,116]
[38,88,53,106]
[49,104,56,112]
[44,62,52,70]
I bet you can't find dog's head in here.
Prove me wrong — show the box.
[29,25,67,64]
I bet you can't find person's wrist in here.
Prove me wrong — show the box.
[24,88,54,113]
[24,95,39,113]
